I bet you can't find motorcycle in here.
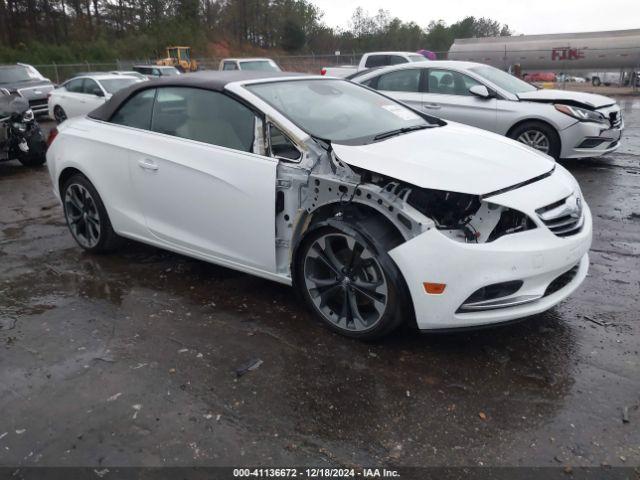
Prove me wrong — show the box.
[0,91,47,167]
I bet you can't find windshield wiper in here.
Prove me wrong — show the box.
[373,124,431,141]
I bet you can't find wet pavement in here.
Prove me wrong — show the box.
[1,99,639,468]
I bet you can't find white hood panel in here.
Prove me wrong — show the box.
[332,122,555,195]
[517,89,614,109]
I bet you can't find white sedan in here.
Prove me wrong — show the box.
[48,73,142,123]
[46,72,592,339]
[350,61,623,159]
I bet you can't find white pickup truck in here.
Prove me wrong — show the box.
[320,51,428,78]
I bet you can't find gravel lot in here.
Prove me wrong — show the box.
[1,98,639,469]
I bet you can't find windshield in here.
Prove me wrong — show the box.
[161,68,180,76]
[0,65,44,84]
[99,77,140,94]
[409,55,428,62]
[470,65,537,94]
[118,71,147,80]
[240,61,281,72]
[247,79,433,144]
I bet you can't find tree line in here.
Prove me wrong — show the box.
[0,0,511,63]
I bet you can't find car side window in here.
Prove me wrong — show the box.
[151,87,256,152]
[376,69,422,93]
[389,55,408,65]
[427,69,482,96]
[269,124,301,161]
[364,55,388,68]
[110,88,156,130]
[82,78,102,96]
[65,78,84,93]
[223,62,238,71]
[152,68,161,76]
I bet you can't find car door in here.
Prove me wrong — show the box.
[57,78,85,117]
[80,78,107,113]
[369,68,425,111]
[423,68,497,131]
[127,86,278,272]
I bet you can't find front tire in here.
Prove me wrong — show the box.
[509,121,561,159]
[294,219,410,340]
[62,174,123,253]
[16,127,47,167]
[17,151,46,167]
[592,77,601,87]
[53,105,67,124]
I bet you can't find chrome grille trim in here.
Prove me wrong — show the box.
[16,85,54,97]
[536,194,584,237]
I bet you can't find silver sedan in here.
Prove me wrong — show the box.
[350,61,623,159]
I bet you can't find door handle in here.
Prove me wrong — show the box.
[423,103,441,110]
[138,159,159,171]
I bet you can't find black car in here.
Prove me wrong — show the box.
[0,92,47,167]
[0,63,54,115]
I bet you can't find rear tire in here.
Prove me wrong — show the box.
[592,77,601,87]
[509,121,561,159]
[62,173,123,253]
[293,217,410,340]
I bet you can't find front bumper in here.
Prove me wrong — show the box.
[559,108,624,159]
[388,170,592,330]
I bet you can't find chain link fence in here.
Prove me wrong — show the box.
[31,50,639,93]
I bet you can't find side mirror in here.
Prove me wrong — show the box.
[93,88,104,97]
[469,85,491,99]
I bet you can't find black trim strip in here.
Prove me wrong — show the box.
[480,166,555,200]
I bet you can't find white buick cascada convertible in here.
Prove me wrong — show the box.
[46,71,592,339]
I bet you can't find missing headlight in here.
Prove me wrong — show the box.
[407,188,535,243]
[407,190,480,228]
[486,207,536,242]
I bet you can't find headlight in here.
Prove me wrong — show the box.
[555,104,607,124]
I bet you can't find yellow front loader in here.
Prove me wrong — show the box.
[157,46,198,72]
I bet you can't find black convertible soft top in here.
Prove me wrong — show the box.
[88,70,307,121]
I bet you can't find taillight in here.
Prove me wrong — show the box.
[47,127,58,149]
[320,68,327,76]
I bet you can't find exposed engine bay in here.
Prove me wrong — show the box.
[271,130,537,275]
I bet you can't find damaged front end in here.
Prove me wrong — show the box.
[277,145,538,278]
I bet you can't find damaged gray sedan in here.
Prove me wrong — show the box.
[46,71,591,339]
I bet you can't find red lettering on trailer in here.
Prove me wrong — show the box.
[551,47,585,61]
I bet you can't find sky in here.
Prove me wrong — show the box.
[311,0,640,35]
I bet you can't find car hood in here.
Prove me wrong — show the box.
[0,78,52,88]
[332,122,555,195]
[517,89,614,109]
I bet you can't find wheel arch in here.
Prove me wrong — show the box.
[58,166,85,196]
[292,201,406,264]
[506,118,562,153]
[290,201,407,291]
[57,166,115,223]
[290,201,416,334]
